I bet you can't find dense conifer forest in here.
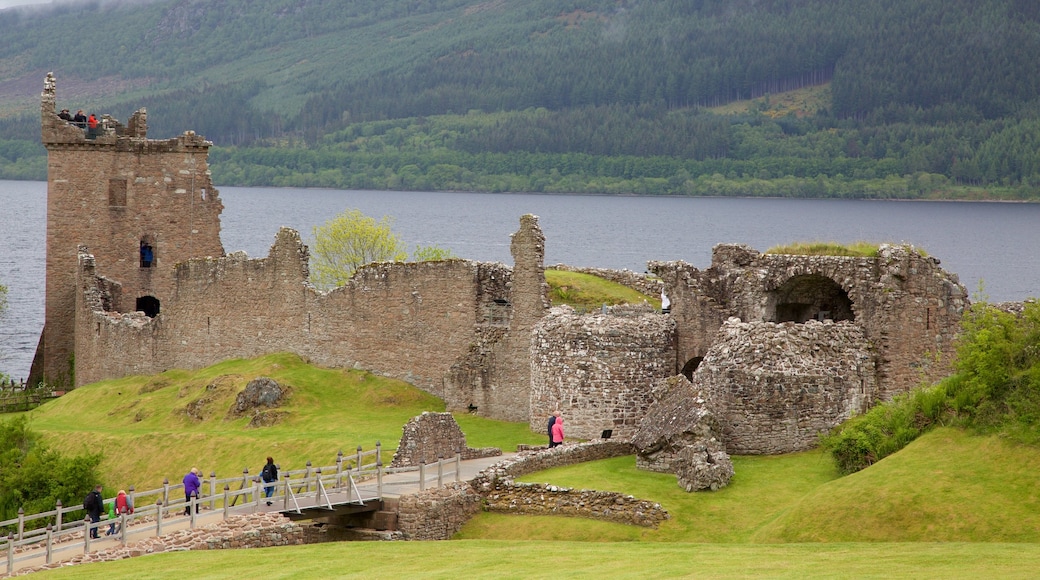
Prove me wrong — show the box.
[1,0,1038,199]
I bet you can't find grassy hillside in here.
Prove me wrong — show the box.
[10,349,1040,577]
[24,353,545,489]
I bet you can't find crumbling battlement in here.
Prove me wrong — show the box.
[36,74,224,389]
[73,219,543,422]
[650,243,968,401]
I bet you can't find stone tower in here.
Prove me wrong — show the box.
[32,73,224,388]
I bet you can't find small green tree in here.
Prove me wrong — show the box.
[309,209,408,289]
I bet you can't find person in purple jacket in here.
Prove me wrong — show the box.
[183,467,201,515]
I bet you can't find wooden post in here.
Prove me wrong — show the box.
[419,458,426,491]
[315,468,323,503]
[376,441,382,468]
[223,485,230,520]
[241,468,250,504]
[336,450,344,489]
[254,477,262,512]
[44,524,53,564]
[302,461,312,494]
[356,445,363,474]
[209,471,218,510]
[55,499,63,531]
[82,516,91,553]
[455,450,462,483]
[155,501,163,536]
[6,533,13,575]
[376,457,383,499]
[119,511,128,546]
[437,455,444,487]
[16,507,23,541]
[162,478,170,516]
[128,486,136,521]
[282,474,290,510]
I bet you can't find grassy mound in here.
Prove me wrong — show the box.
[764,241,882,257]
[546,270,660,311]
[23,353,545,490]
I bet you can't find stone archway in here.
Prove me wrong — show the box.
[768,274,853,323]
[681,357,704,381]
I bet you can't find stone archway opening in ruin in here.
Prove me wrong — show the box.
[768,274,853,323]
[136,296,160,318]
[681,357,704,381]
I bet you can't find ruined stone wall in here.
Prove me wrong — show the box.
[650,243,967,401]
[389,412,501,468]
[73,217,548,423]
[529,305,675,440]
[39,73,223,388]
[698,318,878,454]
[396,482,483,540]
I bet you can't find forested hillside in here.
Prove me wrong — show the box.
[1,0,1039,199]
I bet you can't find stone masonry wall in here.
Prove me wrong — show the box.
[650,243,968,402]
[697,318,878,454]
[11,513,303,577]
[40,73,223,388]
[395,482,483,540]
[530,305,675,440]
[72,220,544,423]
[469,441,667,528]
[389,412,501,468]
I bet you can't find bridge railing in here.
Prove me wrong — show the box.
[0,445,469,574]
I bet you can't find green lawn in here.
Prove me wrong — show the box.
[11,355,1040,578]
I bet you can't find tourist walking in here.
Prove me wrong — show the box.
[547,410,561,447]
[83,484,103,539]
[104,496,117,535]
[261,456,278,506]
[183,467,201,515]
[551,416,565,448]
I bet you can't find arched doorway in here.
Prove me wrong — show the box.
[136,296,160,318]
[681,356,704,381]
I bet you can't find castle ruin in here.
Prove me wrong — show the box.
[34,74,970,455]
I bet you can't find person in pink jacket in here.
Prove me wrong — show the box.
[551,416,564,448]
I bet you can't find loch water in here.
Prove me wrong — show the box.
[2,179,1038,379]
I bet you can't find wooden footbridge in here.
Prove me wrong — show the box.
[1,445,509,576]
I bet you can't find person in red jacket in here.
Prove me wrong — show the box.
[87,113,99,139]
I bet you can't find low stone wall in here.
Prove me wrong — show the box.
[476,440,638,481]
[468,440,668,528]
[11,513,303,576]
[396,482,483,540]
[480,481,668,527]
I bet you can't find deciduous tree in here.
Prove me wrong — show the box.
[310,209,407,290]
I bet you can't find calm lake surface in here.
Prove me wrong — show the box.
[2,179,1038,379]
